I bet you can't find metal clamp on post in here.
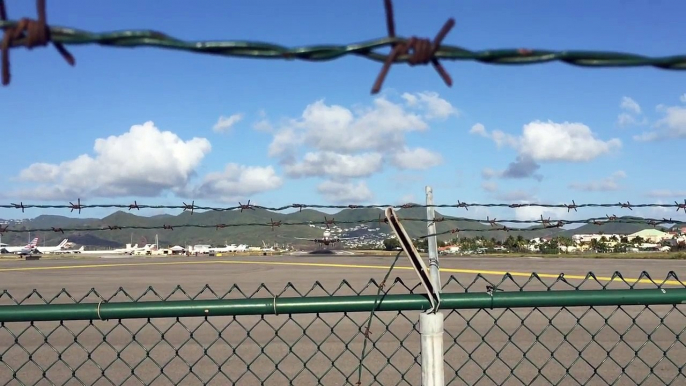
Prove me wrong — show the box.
[385,207,441,313]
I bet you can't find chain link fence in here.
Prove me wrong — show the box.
[1,272,685,385]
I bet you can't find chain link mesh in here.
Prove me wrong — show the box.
[1,272,685,385]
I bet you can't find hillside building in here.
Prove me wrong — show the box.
[627,229,671,243]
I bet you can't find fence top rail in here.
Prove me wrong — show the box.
[0,288,685,323]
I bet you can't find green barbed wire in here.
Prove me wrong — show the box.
[1,0,685,89]
[0,22,681,68]
[3,199,686,213]
[1,216,684,235]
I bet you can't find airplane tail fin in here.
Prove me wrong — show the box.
[58,239,68,247]
[79,246,85,251]
[28,237,38,247]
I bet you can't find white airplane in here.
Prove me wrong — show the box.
[53,246,85,254]
[2,237,39,254]
[36,239,69,254]
[208,243,249,253]
[288,230,357,249]
[80,243,144,255]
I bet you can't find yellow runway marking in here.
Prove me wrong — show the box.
[0,259,681,286]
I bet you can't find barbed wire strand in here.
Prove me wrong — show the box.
[1,0,685,91]
[2,199,686,213]
[1,216,685,236]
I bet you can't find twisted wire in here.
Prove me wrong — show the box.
[1,0,684,90]
[2,199,685,213]
[0,216,684,235]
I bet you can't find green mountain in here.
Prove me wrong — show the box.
[559,215,668,237]
[1,205,569,248]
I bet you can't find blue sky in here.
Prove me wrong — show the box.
[1,0,685,228]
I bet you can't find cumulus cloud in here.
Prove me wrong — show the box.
[390,147,443,170]
[633,99,686,141]
[283,151,383,179]
[568,170,626,192]
[261,92,456,202]
[14,121,212,200]
[317,180,373,203]
[185,163,283,202]
[513,204,570,222]
[617,97,647,128]
[10,121,284,202]
[471,120,621,163]
[400,91,459,119]
[213,113,243,133]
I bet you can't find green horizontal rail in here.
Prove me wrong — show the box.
[1,288,685,323]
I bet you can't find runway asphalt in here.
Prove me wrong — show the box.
[1,254,685,385]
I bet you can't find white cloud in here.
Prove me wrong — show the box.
[472,121,621,162]
[213,113,243,133]
[620,97,641,115]
[470,123,487,137]
[617,97,647,128]
[261,93,455,201]
[252,109,273,133]
[390,147,443,170]
[513,204,570,222]
[644,189,686,198]
[633,101,686,141]
[283,151,383,178]
[317,180,373,203]
[15,121,212,199]
[568,170,626,192]
[186,163,283,202]
[401,91,459,119]
[680,94,686,104]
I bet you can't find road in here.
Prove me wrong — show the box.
[0,255,684,385]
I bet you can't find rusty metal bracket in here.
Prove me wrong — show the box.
[384,207,440,313]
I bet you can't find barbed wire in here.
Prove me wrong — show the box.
[1,0,685,91]
[0,216,684,236]
[2,199,686,214]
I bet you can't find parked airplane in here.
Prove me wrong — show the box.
[208,244,248,253]
[36,239,69,254]
[80,243,153,255]
[1,237,38,254]
[52,246,85,254]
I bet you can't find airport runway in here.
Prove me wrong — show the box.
[0,255,685,385]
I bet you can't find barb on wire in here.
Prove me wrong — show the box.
[1,0,74,86]
[182,201,195,215]
[0,216,681,235]
[269,218,282,231]
[371,0,455,94]
[69,198,82,214]
[1,0,685,88]
[238,200,255,212]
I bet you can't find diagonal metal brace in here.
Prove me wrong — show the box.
[385,207,440,313]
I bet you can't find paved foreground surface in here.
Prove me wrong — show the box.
[0,255,685,385]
